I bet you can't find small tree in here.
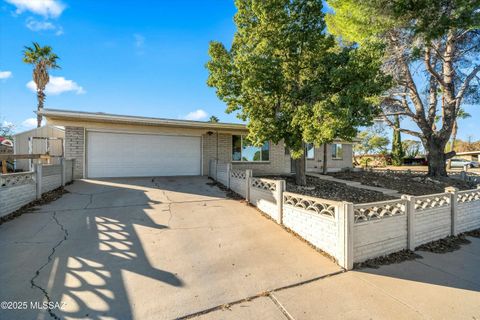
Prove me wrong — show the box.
[402,140,423,158]
[0,121,14,140]
[23,42,60,128]
[354,125,390,166]
[209,115,219,123]
[207,0,389,185]
[391,115,404,165]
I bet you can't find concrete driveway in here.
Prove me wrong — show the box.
[0,176,341,320]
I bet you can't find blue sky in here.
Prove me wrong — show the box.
[0,0,478,141]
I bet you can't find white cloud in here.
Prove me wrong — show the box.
[183,109,208,121]
[5,0,65,18]
[0,71,12,79]
[25,17,63,35]
[134,33,145,48]
[2,120,14,128]
[27,76,85,95]
[21,118,43,129]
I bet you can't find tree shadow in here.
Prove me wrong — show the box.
[32,179,185,319]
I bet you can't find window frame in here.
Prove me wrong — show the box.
[306,143,315,160]
[231,135,270,163]
[331,143,344,160]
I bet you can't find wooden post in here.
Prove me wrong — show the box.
[276,180,286,224]
[61,158,66,186]
[226,163,232,189]
[1,160,6,174]
[245,169,252,203]
[342,202,354,270]
[35,164,43,199]
[403,195,416,251]
[445,187,459,236]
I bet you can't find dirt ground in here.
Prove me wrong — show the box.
[266,175,395,203]
[332,171,477,196]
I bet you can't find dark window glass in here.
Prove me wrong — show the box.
[232,135,242,161]
[306,143,315,159]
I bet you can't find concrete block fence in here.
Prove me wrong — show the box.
[209,160,480,270]
[0,159,74,218]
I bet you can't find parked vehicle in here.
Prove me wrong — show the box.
[448,158,480,168]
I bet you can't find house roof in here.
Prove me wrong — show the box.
[12,125,65,137]
[38,108,360,143]
[38,108,247,131]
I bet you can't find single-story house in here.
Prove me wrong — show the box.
[39,108,356,179]
[455,151,480,162]
[12,126,65,171]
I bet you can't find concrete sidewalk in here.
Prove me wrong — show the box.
[198,237,480,319]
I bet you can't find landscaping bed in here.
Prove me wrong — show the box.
[265,175,396,203]
[331,171,477,196]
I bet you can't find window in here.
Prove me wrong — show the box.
[332,144,343,160]
[232,135,269,162]
[306,143,315,159]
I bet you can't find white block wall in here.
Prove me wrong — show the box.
[457,201,480,233]
[65,160,73,183]
[42,174,62,193]
[0,183,36,218]
[353,215,408,263]
[230,177,246,197]
[283,205,338,258]
[216,164,229,187]
[250,187,279,221]
[414,206,451,247]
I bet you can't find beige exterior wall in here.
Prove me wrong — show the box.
[13,126,65,171]
[53,119,290,178]
[202,133,291,176]
[306,143,354,172]
[52,118,353,178]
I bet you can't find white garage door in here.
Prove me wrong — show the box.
[87,131,201,178]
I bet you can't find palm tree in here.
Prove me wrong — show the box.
[23,42,60,127]
[450,108,471,152]
[209,115,219,123]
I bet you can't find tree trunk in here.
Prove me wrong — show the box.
[322,143,328,174]
[426,141,448,177]
[447,121,458,169]
[294,148,306,186]
[37,89,45,128]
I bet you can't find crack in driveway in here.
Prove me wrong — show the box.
[30,211,68,320]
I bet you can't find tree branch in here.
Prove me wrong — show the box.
[424,47,447,89]
[455,64,480,108]
[381,113,422,138]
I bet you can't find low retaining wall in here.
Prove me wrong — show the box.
[0,173,37,216]
[0,160,74,218]
[283,192,341,259]
[208,161,480,270]
[457,189,480,233]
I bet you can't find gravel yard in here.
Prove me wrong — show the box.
[264,175,396,203]
[331,171,477,196]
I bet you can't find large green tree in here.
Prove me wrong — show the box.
[326,0,480,176]
[23,42,60,128]
[207,0,389,184]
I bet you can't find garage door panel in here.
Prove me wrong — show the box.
[87,132,201,178]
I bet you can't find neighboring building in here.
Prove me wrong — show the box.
[305,142,357,172]
[12,126,65,171]
[0,137,13,155]
[40,108,356,179]
[455,151,480,162]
